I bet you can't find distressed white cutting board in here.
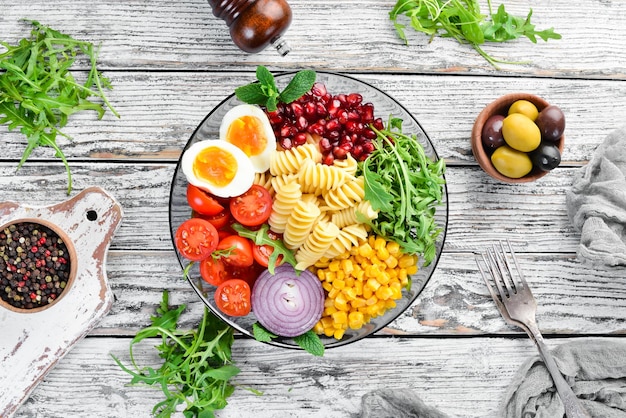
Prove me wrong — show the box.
[0,187,123,417]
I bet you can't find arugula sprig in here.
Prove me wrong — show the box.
[360,117,446,266]
[235,65,316,111]
[0,20,118,194]
[231,223,297,274]
[389,0,561,68]
[111,288,244,418]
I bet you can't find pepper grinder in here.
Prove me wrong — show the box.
[207,0,292,56]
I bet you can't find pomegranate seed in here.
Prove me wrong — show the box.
[311,82,327,97]
[347,93,363,106]
[322,153,335,165]
[347,110,361,121]
[362,142,375,153]
[328,99,342,117]
[335,94,348,105]
[333,146,348,159]
[304,102,317,119]
[267,110,283,125]
[293,133,308,146]
[279,137,293,150]
[326,119,340,131]
[373,118,384,130]
[361,103,375,122]
[352,144,363,158]
[337,109,349,124]
[345,120,363,133]
[363,128,377,140]
[280,125,295,138]
[327,130,340,140]
[296,116,308,131]
[340,141,353,152]
[290,102,304,117]
[315,102,328,118]
[307,122,326,136]
[319,138,332,152]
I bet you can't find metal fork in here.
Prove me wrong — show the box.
[476,241,591,418]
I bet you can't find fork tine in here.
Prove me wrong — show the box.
[503,239,529,291]
[485,246,510,299]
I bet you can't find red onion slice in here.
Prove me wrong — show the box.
[251,265,324,337]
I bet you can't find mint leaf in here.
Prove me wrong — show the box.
[234,83,268,105]
[278,69,316,104]
[294,331,325,357]
[255,65,276,90]
[252,322,277,342]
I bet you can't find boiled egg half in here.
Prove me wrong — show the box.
[181,140,254,198]
[219,104,276,173]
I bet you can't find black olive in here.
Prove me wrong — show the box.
[536,105,565,142]
[531,142,561,171]
[481,114,505,152]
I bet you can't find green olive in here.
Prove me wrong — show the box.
[508,100,539,121]
[491,145,533,178]
[502,113,541,152]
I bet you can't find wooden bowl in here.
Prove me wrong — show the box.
[471,93,565,183]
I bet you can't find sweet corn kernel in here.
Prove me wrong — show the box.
[341,259,354,275]
[384,255,398,269]
[359,243,373,258]
[329,259,341,272]
[377,247,390,260]
[406,265,418,275]
[374,236,386,251]
[387,241,400,255]
[398,255,415,268]
[332,310,348,325]
[333,279,346,290]
[333,328,345,339]
[348,311,365,329]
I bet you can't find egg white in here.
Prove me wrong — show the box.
[181,140,255,198]
[219,104,276,173]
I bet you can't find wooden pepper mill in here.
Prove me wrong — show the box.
[207,0,292,56]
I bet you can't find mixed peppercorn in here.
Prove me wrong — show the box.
[0,222,72,310]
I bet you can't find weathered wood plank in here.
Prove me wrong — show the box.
[2,0,625,78]
[13,336,625,418]
[0,72,624,163]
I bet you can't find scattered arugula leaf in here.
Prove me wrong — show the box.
[111,289,240,418]
[360,116,446,266]
[231,223,298,274]
[0,20,119,194]
[389,0,561,68]
[235,65,316,112]
[252,322,325,357]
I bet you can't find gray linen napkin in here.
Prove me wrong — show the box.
[358,339,626,418]
[566,126,626,267]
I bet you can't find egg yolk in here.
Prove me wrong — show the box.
[193,146,238,187]
[226,115,267,157]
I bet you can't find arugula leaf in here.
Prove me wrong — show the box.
[389,0,561,68]
[235,65,316,112]
[231,223,298,274]
[111,290,240,418]
[360,117,446,266]
[0,20,118,194]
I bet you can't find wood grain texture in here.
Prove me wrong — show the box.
[12,336,625,418]
[0,73,624,163]
[2,0,625,78]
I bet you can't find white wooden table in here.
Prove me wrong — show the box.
[1,1,625,417]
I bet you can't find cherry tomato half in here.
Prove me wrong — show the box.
[252,243,283,268]
[174,218,219,261]
[186,184,224,216]
[200,256,228,286]
[229,185,272,227]
[214,279,251,316]
[195,209,231,230]
[217,235,254,268]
